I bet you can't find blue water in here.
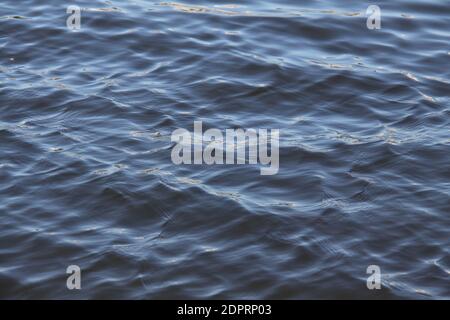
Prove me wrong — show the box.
[0,0,449,299]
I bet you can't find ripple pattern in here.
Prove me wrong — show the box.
[0,0,449,299]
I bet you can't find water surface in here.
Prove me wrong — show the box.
[0,0,449,299]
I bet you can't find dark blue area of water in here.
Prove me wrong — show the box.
[0,0,449,299]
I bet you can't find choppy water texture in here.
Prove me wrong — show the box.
[0,0,449,299]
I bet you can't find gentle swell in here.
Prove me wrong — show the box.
[0,0,449,299]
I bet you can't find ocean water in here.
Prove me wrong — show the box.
[0,0,449,299]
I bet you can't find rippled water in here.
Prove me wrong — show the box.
[0,0,449,299]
